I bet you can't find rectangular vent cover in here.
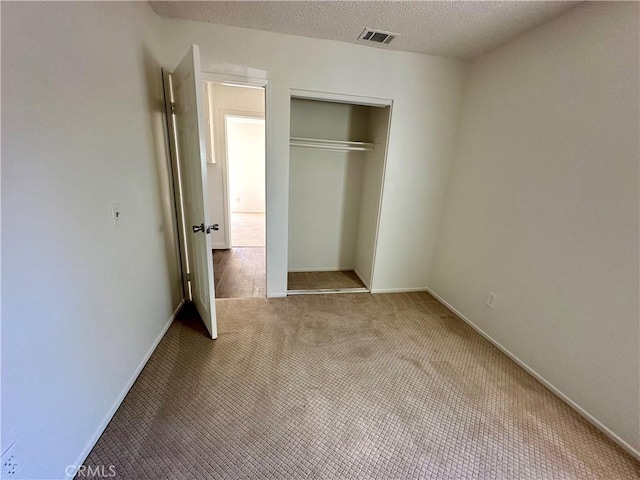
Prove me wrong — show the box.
[358,28,399,45]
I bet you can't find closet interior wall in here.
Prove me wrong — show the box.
[288,98,390,291]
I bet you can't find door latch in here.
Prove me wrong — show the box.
[193,223,219,234]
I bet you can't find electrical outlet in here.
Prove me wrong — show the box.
[486,292,497,309]
[110,203,122,227]
[2,443,19,478]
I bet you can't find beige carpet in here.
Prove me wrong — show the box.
[288,270,366,291]
[231,212,265,247]
[81,293,639,479]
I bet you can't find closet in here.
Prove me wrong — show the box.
[288,95,391,294]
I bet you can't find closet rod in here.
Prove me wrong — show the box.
[291,137,371,146]
[290,136,375,152]
[290,142,374,152]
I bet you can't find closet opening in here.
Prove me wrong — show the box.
[287,93,392,295]
[204,81,267,298]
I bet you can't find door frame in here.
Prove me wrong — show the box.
[162,69,191,301]
[220,111,265,249]
[202,72,270,291]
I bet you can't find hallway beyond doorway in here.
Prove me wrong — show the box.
[231,212,265,247]
[213,247,266,298]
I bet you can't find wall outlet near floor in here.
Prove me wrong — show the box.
[2,443,20,478]
[486,292,497,309]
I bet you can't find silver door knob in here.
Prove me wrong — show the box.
[192,223,205,233]
[206,224,219,234]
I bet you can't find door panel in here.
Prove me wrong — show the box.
[171,45,217,339]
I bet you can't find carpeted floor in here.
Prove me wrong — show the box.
[81,293,639,479]
[288,270,366,291]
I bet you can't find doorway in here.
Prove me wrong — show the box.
[227,116,266,247]
[204,81,266,298]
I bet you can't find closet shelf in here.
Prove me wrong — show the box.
[290,136,375,152]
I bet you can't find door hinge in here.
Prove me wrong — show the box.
[187,272,191,282]
[169,102,176,115]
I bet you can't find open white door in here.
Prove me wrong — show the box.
[171,45,217,339]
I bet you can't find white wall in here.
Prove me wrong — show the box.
[1,2,183,478]
[227,117,266,213]
[205,83,264,247]
[288,99,368,272]
[288,150,364,272]
[290,98,369,141]
[160,19,466,296]
[429,2,640,455]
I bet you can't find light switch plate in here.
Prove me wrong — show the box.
[110,203,122,227]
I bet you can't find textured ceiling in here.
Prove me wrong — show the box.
[149,1,580,59]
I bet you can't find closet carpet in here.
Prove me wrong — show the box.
[287,270,366,291]
[80,293,639,479]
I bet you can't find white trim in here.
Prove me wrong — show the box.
[264,82,274,298]
[267,292,287,298]
[203,82,215,165]
[287,267,354,273]
[424,287,640,462]
[211,242,227,249]
[67,300,186,479]
[370,286,430,294]
[290,88,391,107]
[201,72,268,89]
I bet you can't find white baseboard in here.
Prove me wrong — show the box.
[353,268,371,290]
[267,293,287,298]
[370,286,430,294]
[211,242,228,249]
[66,299,185,479]
[424,287,640,462]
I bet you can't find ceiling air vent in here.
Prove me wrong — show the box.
[358,28,399,45]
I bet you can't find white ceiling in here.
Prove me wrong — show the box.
[149,1,580,59]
